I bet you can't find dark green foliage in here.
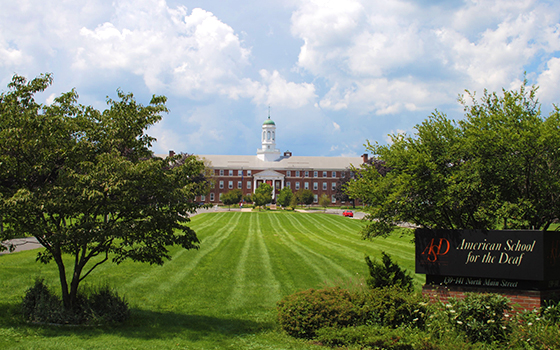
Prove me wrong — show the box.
[542,299,560,324]
[222,189,242,209]
[450,293,511,343]
[346,82,560,237]
[365,252,413,291]
[276,287,359,339]
[21,279,129,325]
[357,286,428,329]
[86,285,129,324]
[315,325,418,350]
[21,279,63,324]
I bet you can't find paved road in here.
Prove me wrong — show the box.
[0,237,42,255]
[0,207,366,254]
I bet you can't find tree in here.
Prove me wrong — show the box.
[277,187,293,208]
[333,171,355,208]
[346,81,560,238]
[319,194,330,211]
[298,189,314,207]
[222,189,242,210]
[253,183,273,208]
[0,74,210,311]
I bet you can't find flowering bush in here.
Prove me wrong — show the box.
[449,293,512,343]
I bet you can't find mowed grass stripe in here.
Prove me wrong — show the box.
[227,213,283,310]
[122,212,243,301]
[286,214,373,262]
[267,213,353,283]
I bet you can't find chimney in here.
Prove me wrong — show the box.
[284,150,292,157]
[362,153,368,163]
[169,150,176,157]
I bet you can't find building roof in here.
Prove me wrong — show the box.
[197,154,363,170]
[263,117,275,125]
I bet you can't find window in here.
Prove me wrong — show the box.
[287,170,291,177]
[247,181,251,189]
[219,181,224,189]
[332,182,336,190]
[323,182,327,190]
[332,195,336,203]
[229,170,233,176]
[210,193,215,201]
[296,171,300,177]
[286,181,291,188]
[219,193,223,201]
[314,171,318,178]
[332,171,336,178]
[305,171,309,177]
[247,170,251,176]
[211,181,215,188]
[341,171,345,178]
[276,182,280,189]
[295,182,300,190]
[228,181,233,189]
[219,169,224,176]
[238,181,242,189]
[313,194,318,203]
[304,182,309,190]
[238,170,243,176]
[323,171,327,178]
[201,195,205,201]
[313,182,318,190]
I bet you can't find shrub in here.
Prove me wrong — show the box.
[365,252,413,291]
[276,287,359,339]
[21,279,63,324]
[315,325,419,350]
[357,286,428,329]
[450,293,512,343]
[87,285,130,324]
[21,280,129,325]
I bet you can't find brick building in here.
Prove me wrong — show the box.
[194,115,368,205]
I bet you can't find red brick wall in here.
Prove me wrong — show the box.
[422,284,560,311]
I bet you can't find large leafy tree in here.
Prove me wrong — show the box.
[0,74,210,310]
[222,189,243,209]
[253,183,273,208]
[276,187,293,208]
[346,82,560,238]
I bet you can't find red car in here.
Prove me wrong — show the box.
[342,210,353,217]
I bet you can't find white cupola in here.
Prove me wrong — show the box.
[257,112,281,162]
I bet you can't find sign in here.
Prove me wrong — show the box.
[416,229,560,282]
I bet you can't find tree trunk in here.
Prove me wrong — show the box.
[54,255,71,310]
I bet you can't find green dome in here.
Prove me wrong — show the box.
[263,117,275,125]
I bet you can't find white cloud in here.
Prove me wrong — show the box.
[75,5,251,97]
[332,121,340,132]
[254,70,316,108]
[291,0,560,115]
[537,57,560,104]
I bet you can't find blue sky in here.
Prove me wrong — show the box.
[1,0,560,157]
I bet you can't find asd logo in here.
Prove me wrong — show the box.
[421,238,450,262]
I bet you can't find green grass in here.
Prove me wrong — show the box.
[0,211,417,349]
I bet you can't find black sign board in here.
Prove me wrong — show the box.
[416,229,560,281]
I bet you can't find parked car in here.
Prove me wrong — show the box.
[342,210,353,217]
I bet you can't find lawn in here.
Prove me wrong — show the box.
[0,211,418,349]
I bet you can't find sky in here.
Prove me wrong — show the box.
[1,0,560,157]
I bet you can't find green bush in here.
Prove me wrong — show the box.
[86,285,130,324]
[21,279,63,324]
[450,293,512,343]
[365,252,414,291]
[276,287,359,339]
[357,286,428,329]
[21,279,129,325]
[315,325,419,350]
